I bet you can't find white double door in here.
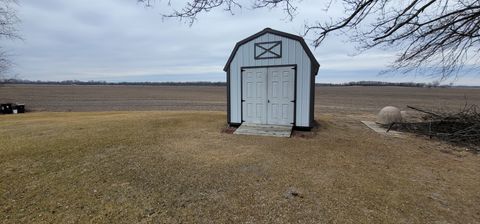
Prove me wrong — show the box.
[242,66,295,126]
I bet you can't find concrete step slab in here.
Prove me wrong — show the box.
[234,123,292,138]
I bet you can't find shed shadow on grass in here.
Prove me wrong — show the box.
[292,120,326,139]
[221,124,237,134]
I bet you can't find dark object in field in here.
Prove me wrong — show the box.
[1,103,13,114]
[1,103,26,114]
[15,104,25,113]
[284,187,303,199]
[387,104,480,151]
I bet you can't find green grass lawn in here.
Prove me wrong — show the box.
[1,111,479,223]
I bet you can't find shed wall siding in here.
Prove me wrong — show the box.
[229,33,312,127]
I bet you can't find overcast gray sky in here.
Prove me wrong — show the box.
[3,0,479,85]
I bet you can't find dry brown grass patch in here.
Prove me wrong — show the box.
[1,111,479,223]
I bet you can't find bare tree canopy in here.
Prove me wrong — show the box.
[138,0,480,80]
[0,0,20,78]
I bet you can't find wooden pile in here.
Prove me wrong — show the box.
[387,104,480,151]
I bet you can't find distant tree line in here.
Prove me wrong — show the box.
[0,79,227,86]
[1,78,472,88]
[316,81,454,88]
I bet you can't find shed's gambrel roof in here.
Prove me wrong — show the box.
[223,28,320,75]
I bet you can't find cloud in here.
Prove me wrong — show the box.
[2,0,478,85]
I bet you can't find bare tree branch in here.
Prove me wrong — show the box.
[303,0,480,80]
[138,0,480,80]
[137,0,298,25]
[0,0,20,79]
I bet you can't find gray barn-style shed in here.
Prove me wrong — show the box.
[225,28,320,129]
